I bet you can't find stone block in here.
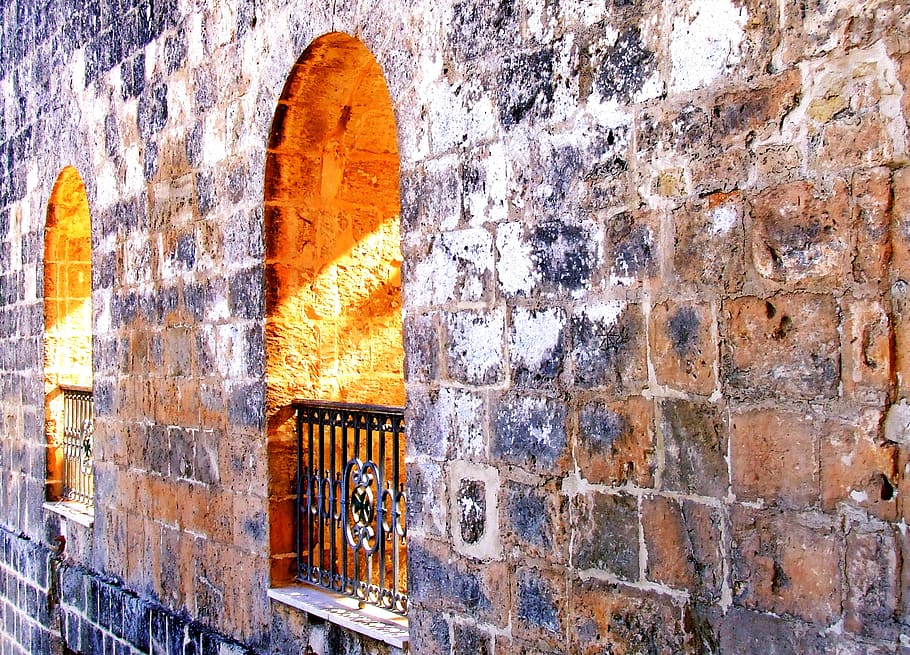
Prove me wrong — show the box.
[749,180,852,289]
[444,309,504,385]
[501,479,568,563]
[712,70,801,143]
[453,623,491,655]
[571,301,646,392]
[844,526,900,641]
[449,461,501,560]
[530,216,601,295]
[852,167,892,287]
[821,411,898,521]
[642,496,723,601]
[841,297,892,401]
[659,399,728,497]
[649,300,716,394]
[730,507,841,624]
[603,209,658,284]
[493,392,567,473]
[509,306,565,388]
[575,396,655,488]
[673,192,745,293]
[813,112,895,171]
[402,311,438,383]
[724,294,839,400]
[571,492,638,580]
[514,566,564,640]
[731,408,818,509]
[569,578,691,654]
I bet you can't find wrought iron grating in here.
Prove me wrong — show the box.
[293,400,407,614]
[61,386,94,507]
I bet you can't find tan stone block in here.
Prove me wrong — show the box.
[712,70,802,143]
[821,413,898,521]
[731,408,818,509]
[814,112,894,171]
[642,496,722,600]
[673,192,745,293]
[749,179,852,289]
[724,294,840,400]
[569,577,689,655]
[841,298,892,401]
[851,167,892,287]
[575,395,655,488]
[649,300,716,394]
[731,506,841,624]
[844,526,900,640]
[690,147,750,195]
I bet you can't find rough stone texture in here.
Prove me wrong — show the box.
[0,0,909,653]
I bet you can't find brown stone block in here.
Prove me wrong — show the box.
[571,301,647,394]
[731,408,818,509]
[690,147,750,196]
[268,496,295,557]
[731,506,841,624]
[263,152,322,204]
[844,526,900,640]
[813,113,894,171]
[569,577,691,655]
[755,144,802,188]
[650,300,716,395]
[659,399,728,497]
[501,479,569,564]
[724,294,840,400]
[673,192,745,293]
[571,492,639,580]
[575,395,655,488]
[821,413,898,521]
[841,298,892,401]
[712,70,801,143]
[232,492,268,553]
[603,209,659,284]
[892,168,910,279]
[642,496,723,601]
[852,167,892,287]
[749,179,852,289]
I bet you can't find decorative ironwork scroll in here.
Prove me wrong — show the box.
[293,400,407,614]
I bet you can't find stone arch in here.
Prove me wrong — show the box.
[43,166,94,505]
[263,32,404,584]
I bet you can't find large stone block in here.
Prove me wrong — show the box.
[575,395,655,487]
[571,301,646,393]
[571,492,638,580]
[731,507,841,624]
[731,408,818,509]
[673,192,745,293]
[492,392,568,473]
[642,496,723,601]
[444,309,504,385]
[724,294,839,400]
[649,300,716,394]
[659,399,728,497]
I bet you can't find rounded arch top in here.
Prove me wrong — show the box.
[45,166,92,240]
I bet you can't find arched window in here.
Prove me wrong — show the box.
[264,33,406,617]
[44,167,94,512]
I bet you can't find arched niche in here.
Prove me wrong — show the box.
[264,32,405,585]
[44,166,94,506]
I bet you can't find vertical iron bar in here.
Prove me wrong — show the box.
[377,412,386,597]
[392,416,400,602]
[318,410,326,583]
[328,410,337,590]
[294,405,304,580]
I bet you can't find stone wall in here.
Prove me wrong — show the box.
[0,0,907,654]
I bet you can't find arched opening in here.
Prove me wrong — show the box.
[264,32,406,609]
[44,167,94,508]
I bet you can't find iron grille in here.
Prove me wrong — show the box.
[293,400,407,614]
[60,386,94,506]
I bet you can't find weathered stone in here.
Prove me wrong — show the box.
[444,308,505,385]
[642,496,723,601]
[509,306,565,388]
[649,300,716,394]
[493,392,568,473]
[515,567,563,637]
[673,192,745,293]
[731,408,818,509]
[749,180,852,288]
[731,507,841,624]
[575,395,655,487]
[660,399,728,497]
[571,492,638,580]
[844,526,900,640]
[724,294,840,400]
[571,301,646,392]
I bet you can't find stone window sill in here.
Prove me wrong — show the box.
[268,584,409,649]
[43,500,94,528]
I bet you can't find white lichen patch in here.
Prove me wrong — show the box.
[496,222,538,296]
[709,204,739,235]
[466,141,509,226]
[510,306,564,372]
[669,0,747,93]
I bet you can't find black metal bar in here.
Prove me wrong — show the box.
[292,400,407,615]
